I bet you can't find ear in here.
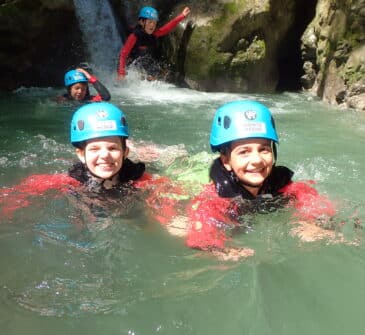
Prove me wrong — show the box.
[220,153,232,171]
[123,146,129,159]
[75,148,86,163]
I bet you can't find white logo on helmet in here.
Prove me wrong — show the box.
[244,110,257,120]
[96,110,108,118]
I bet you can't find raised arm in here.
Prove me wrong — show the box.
[154,7,190,37]
[76,68,111,101]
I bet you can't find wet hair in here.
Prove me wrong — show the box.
[219,140,277,162]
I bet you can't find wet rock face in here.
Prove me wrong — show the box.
[0,0,84,90]
[181,0,297,93]
[301,0,365,111]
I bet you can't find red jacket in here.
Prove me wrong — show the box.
[0,171,185,222]
[185,181,336,250]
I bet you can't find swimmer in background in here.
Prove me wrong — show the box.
[56,67,111,103]
[117,6,190,81]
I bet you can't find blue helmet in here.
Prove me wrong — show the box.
[64,70,88,87]
[138,6,159,21]
[210,100,279,152]
[70,102,129,147]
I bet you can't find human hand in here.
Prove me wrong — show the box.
[134,144,161,162]
[166,216,189,237]
[182,7,190,17]
[211,247,255,261]
[290,221,343,243]
[76,67,91,79]
[117,74,126,81]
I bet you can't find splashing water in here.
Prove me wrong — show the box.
[2,85,365,334]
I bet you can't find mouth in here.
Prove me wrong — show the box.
[97,164,114,170]
[246,168,265,174]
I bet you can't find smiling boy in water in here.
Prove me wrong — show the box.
[169,100,338,260]
[68,102,143,190]
[0,102,185,224]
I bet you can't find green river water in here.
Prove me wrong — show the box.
[1,78,365,335]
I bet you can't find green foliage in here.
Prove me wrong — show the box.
[186,22,232,79]
[186,1,252,80]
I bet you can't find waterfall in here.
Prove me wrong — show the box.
[73,0,123,73]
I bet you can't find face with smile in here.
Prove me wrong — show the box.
[221,138,274,196]
[141,19,157,34]
[76,136,128,180]
[70,83,88,101]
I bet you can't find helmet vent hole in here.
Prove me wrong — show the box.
[223,116,231,129]
[121,117,127,126]
[217,117,221,126]
[77,120,85,130]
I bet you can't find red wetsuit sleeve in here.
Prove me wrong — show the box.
[118,33,138,76]
[0,174,80,219]
[279,181,336,220]
[88,76,111,101]
[186,184,232,250]
[154,14,186,37]
[133,174,187,224]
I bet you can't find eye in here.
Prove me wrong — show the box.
[109,144,122,151]
[237,148,249,156]
[87,147,99,152]
[260,145,272,154]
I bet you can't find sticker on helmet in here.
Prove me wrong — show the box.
[74,73,85,80]
[240,122,266,134]
[93,120,117,131]
[77,120,84,130]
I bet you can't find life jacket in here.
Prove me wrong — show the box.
[67,158,147,218]
[68,158,145,191]
[209,158,293,199]
[129,25,158,60]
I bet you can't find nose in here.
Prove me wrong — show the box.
[99,148,111,159]
[249,150,264,164]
